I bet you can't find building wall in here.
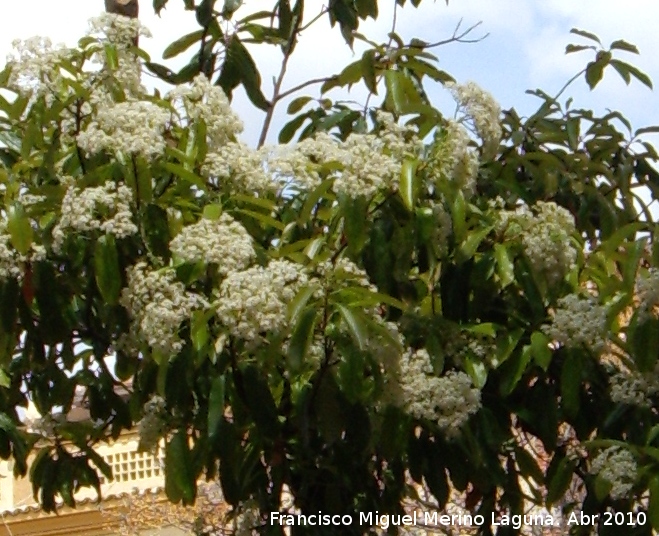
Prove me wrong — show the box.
[0,433,172,536]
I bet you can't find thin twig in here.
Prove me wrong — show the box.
[420,19,489,49]
[275,76,337,103]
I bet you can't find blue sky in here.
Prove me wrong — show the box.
[1,0,658,147]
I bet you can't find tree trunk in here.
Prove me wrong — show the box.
[104,0,139,18]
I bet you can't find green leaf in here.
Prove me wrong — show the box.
[287,284,319,326]
[456,227,492,263]
[163,30,205,59]
[7,205,33,255]
[545,455,576,507]
[451,191,466,243]
[384,70,421,113]
[342,196,369,255]
[623,61,653,89]
[145,62,177,84]
[609,39,639,54]
[235,208,285,231]
[560,354,582,418]
[570,28,602,45]
[649,475,659,531]
[202,203,223,220]
[287,96,312,114]
[104,44,119,70]
[609,59,632,84]
[493,244,514,287]
[196,0,215,26]
[630,316,659,372]
[399,159,418,211]
[565,44,593,54]
[585,61,605,90]
[94,235,122,305]
[361,49,378,94]
[220,37,270,110]
[635,126,659,137]
[207,375,225,443]
[530,331,552,371]
[279,113,308,143]
[336,304,368,350]
[240,365,280,439]
[166,431,196,505]
[287,307,317,371]
[499,345,532,396]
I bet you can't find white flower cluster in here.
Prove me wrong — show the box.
[427,120,479,195]
[87,13,152,48]
[86,13,151,100]
[202,142,278,193]
[6,37,75,98]
[52,181,138,251]
[169,213,255,275]
[542,294,608,354]
[77,100,170,160]
[271,114,419,198]
[589,447,637,500]
[267,135,334,191]
[0,224,46,281]
[168,74,243,148]
[428,201,452,255]
[217,260,308,340]
[397,349,481,436]
[447,81,502,158]
[138,395,168,453]
[332,131,402,198]
[635,268,659,320]
[499,201,577,286]
[375,111,424,162]
[315,257,377,292]
[121,262,206,356]
[609,363,659,408]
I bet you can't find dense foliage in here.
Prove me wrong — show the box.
[0,2,659,535]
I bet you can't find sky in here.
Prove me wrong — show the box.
[1,0,658,148]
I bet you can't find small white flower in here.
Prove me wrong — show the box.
[395,349,481,436]
[447,80,502,158]
[217,260,308,340]
[542,293,608,354]
[77,101,170,160]
[52,181,138,252]
[590,446,637,500]
[169,213,255,275]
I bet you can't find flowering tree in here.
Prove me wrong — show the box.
[0,3,659,536]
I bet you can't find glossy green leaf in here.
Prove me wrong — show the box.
[7,205,33,255]
[207,375,226,443]
[399,159,418,211]
[166,431,195,505]
[609,39,639,54]
[287,96,312,114]
[493,243,514,287]
[530,331,552,371]
[94,235,122,305]
[585,61,605,89]
[560,354,582,417]
[163,30,205,59]
[336,304,368,350]
[361,49,378,94]
[649,475,659,530]
[287,307,317,371]
[570,28,602,45]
